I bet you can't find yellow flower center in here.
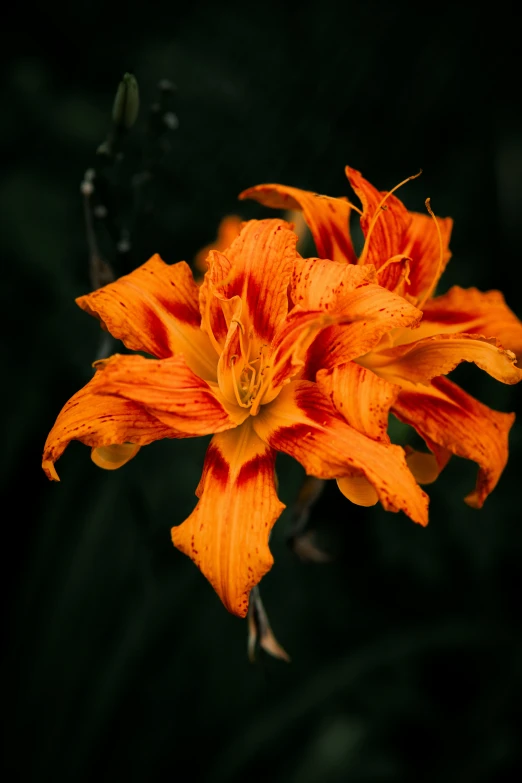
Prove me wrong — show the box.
[225,316,275,415]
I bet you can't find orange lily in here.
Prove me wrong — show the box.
[194,215,243,275]
[241,169,522,507]
[43,218,430,616]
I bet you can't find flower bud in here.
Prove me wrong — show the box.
[112,73,139,130]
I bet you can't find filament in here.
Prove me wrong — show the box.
[229,355,250,408]
[416,197,444,310]
[357,170,423,266]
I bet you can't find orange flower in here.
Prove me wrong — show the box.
[241,170,522,507]
[43,219,429,616]
[193,215,243,275]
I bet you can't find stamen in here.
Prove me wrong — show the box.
[243,346,258,396]
[229,356,250,408]
[357,170,423,266]
[250,322,328,416]
[377,254,412,293]
[416,197,444,310]
[231,316,255,373]
[231,317,245,334]
[346,200,363,216]
[246,371,256,397]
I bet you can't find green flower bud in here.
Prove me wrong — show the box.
[112,73,139,130]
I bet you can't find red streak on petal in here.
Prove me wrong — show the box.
[293,384,334,425]
[213,306,228,339]
[422,307,479,325]
[319,221,352,262]
[204,443,230,487]
[246,277,272,339]
[302,330,332,380]
[236,452,274,488]
[144,309,172,358]
[270,423,314,444]
[170,301,202,327]
[153,295,201,328]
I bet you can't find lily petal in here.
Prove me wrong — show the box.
[239,184,357,264]
[266,307,337,395]
[171,423,285,617]
[198,249,234,348]
[336,475,379,506]
[401,212,453,301]
[200,219,297,345]
[77,255,216,380]
[363,333,522,385]
[392,376,515,507]
[290,256,376,311]
[94,353,248,432]
[375,254,412,295]
[42,368,180,481]
[303,283,422,377]
[345,167,411,278]
[90,443,141,470]
[414,286,522,358]
[317,362,400,442]
[253,381,428,525]
[404,445,451,485]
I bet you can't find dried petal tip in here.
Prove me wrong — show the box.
[112,73,140,130]
[290,530,332,563]
[247,587,291,663]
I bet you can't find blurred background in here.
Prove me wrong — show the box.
[3,0,522,780]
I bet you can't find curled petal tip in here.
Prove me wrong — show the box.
[91,443,141,470]
[464,492,482,509]
[42,459,60,482]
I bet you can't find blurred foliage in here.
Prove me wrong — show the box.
[3,0,522,781]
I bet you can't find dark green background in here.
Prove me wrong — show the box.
[4,1,522,780]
